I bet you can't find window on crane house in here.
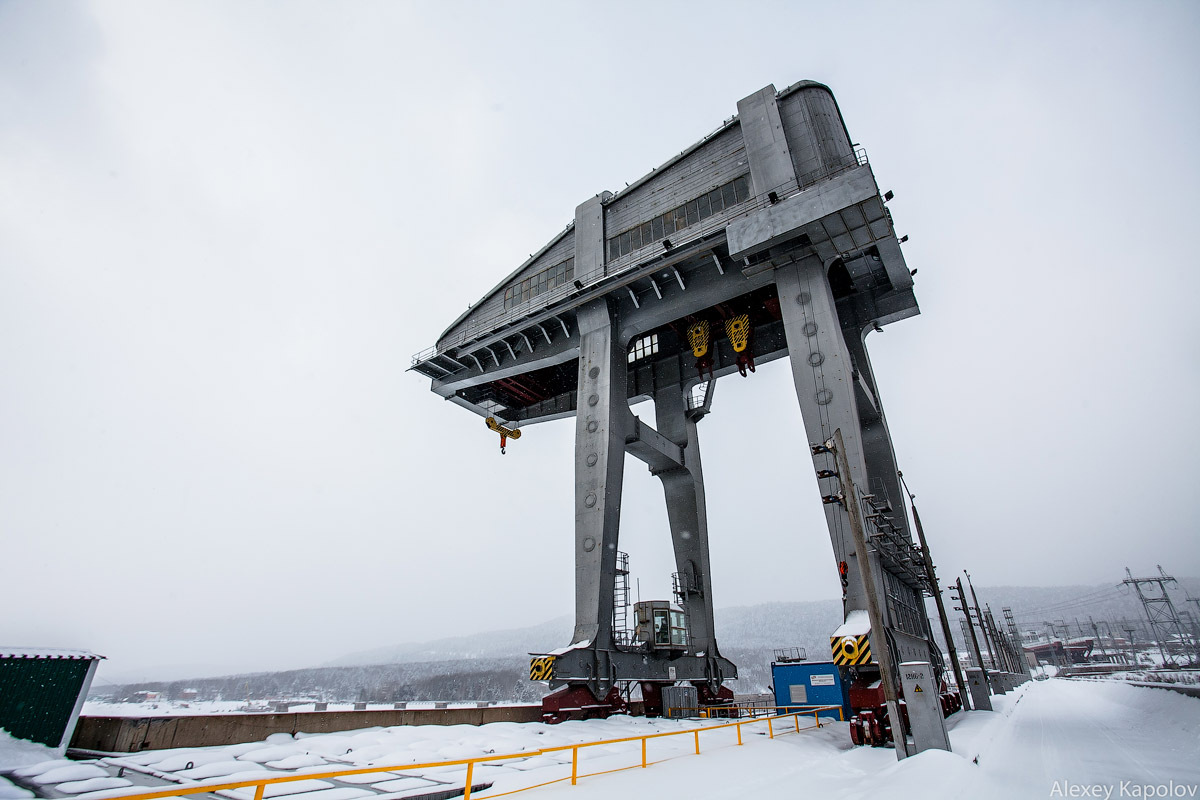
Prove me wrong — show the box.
[606,173,753,261]
[670,610,689,646]
[503,258,575,311]
[628,333,659,363]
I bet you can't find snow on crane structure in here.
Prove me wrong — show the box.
[412,80,946,729]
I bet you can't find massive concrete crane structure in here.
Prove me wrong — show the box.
[413,80,943,728]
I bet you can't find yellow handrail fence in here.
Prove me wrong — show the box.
[89,706,842,800]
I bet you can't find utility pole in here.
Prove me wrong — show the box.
[952,578,988,689]
[897,471,970,710]
[830,430,907,760]
[959,619,976,667]
[1124,627,1138,666]
[1043,621,1065,669]
[1090,616,1110,663]
[985,606,1010,672]
[983,606,1002,671]
[1181,610,1200,660]
[1186,595,1200,625]
[964,571,996,669]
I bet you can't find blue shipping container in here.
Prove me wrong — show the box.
[771,661,849,720]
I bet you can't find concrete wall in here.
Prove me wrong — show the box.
[71,705,546,752]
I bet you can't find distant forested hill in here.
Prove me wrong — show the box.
[99,579,1197,702]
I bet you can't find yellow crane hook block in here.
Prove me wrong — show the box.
[486,416,522,454]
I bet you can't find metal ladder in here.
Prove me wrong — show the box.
[613,551,632,645]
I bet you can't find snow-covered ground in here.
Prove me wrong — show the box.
[5,680,1199,800]
[80,701,524,718]
[1098,669,1200,687]
[0,730,60,771]
[82,702,254,718]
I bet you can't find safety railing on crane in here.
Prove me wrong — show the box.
[86,706,843,800]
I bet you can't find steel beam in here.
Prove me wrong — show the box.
[625,417,684,473]
[571,299,631,658]
[653,383,726,689]
[776,259,882,620]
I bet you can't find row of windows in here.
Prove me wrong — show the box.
[627,333,659,363]
[503,258,574,311]
[607,174,752,262]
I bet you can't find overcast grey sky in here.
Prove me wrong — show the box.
[2,1,1198,682]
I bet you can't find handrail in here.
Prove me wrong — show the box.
[86,708,841,800]
[543,706,841,786]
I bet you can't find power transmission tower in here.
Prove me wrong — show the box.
[1123,566,1190,666]
[1003,607,1028,674]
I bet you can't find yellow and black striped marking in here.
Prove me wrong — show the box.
[687,320,710,358]
[725,314,750,353]
[529,655,556,681]
[831,634,873,666]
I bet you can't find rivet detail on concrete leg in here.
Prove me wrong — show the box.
[586,453,598,467]
[816,389,833,405]
[589,366,600,378]
[803,322,818,337]
[808,351,824,366]
[585,493,597,508]
[588,394,599,406]
[587,420,598,432]
[583,536,596,551]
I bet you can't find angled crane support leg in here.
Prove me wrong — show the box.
[775,261,884,619]
[844,330,910,542]
[844,330,940,651]
[565,299,629,697]
[653,384,731,689]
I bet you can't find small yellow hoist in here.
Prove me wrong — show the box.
[486,416,521,454]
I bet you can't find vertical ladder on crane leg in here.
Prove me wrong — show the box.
[613,551,631,645]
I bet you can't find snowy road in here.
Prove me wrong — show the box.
[529,680,1200,799]
[971,680,1200,798]
[4,680,1198,800]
